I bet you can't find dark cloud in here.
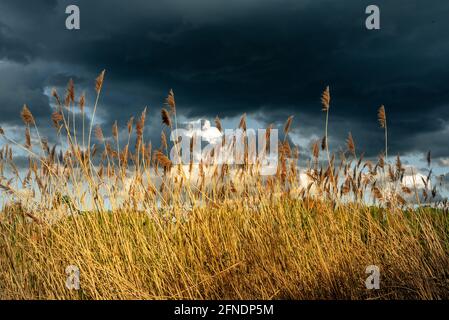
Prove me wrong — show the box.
[1,0,449,161]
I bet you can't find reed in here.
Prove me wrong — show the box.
[0,73,448,300]
[378,105,388,161]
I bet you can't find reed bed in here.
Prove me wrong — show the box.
[0,72,448,299]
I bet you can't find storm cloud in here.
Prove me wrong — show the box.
[1,0,449,163]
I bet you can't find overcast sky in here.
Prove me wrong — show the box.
[1,0,449,171]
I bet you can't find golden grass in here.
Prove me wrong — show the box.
[0,72,448,299]
[1,200,449,299]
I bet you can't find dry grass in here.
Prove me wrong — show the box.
[1,72,449,299]
[1,201,449,299]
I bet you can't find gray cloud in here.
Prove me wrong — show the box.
[1,0,449,161]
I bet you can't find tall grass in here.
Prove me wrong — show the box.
[0,73,448,299]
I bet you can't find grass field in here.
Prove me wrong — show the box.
[1,72,448,299]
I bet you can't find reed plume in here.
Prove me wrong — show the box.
[321,136,327,150]
[378,105,388,160]
[346,132,355,158]
[51,88,62,107]
[79,93,85,112]
[127,117,134,134]
[135,108,147,170]
[161,131,168,152]
[155,150,172,170]
[265,124,273,152]
[215,116,223,133]
[95,125,104,142]
[396,154,403,174]
[88,70,106,153]
[80,93,86,148]
[321,85,330,111]
[161,108,171,127]
[166,89,176,114]
[321,86,334,188]
[283,115,294,142]
[312,140,320,159]
[135,112,144,152]
[51,111,63,129]
[21,105,35,125]
[265,124,272,141]
[136,108,147,140]
[66,79,77,144]
[25,127,31,150]
[21,104,46,155]
[95,70,105,94]
[112,121,118,140]
[66,79,75,105]
[239,113,247,131]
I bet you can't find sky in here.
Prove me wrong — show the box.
[1,0,449,177]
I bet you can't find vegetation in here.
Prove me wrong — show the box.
[0,71,448,299]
